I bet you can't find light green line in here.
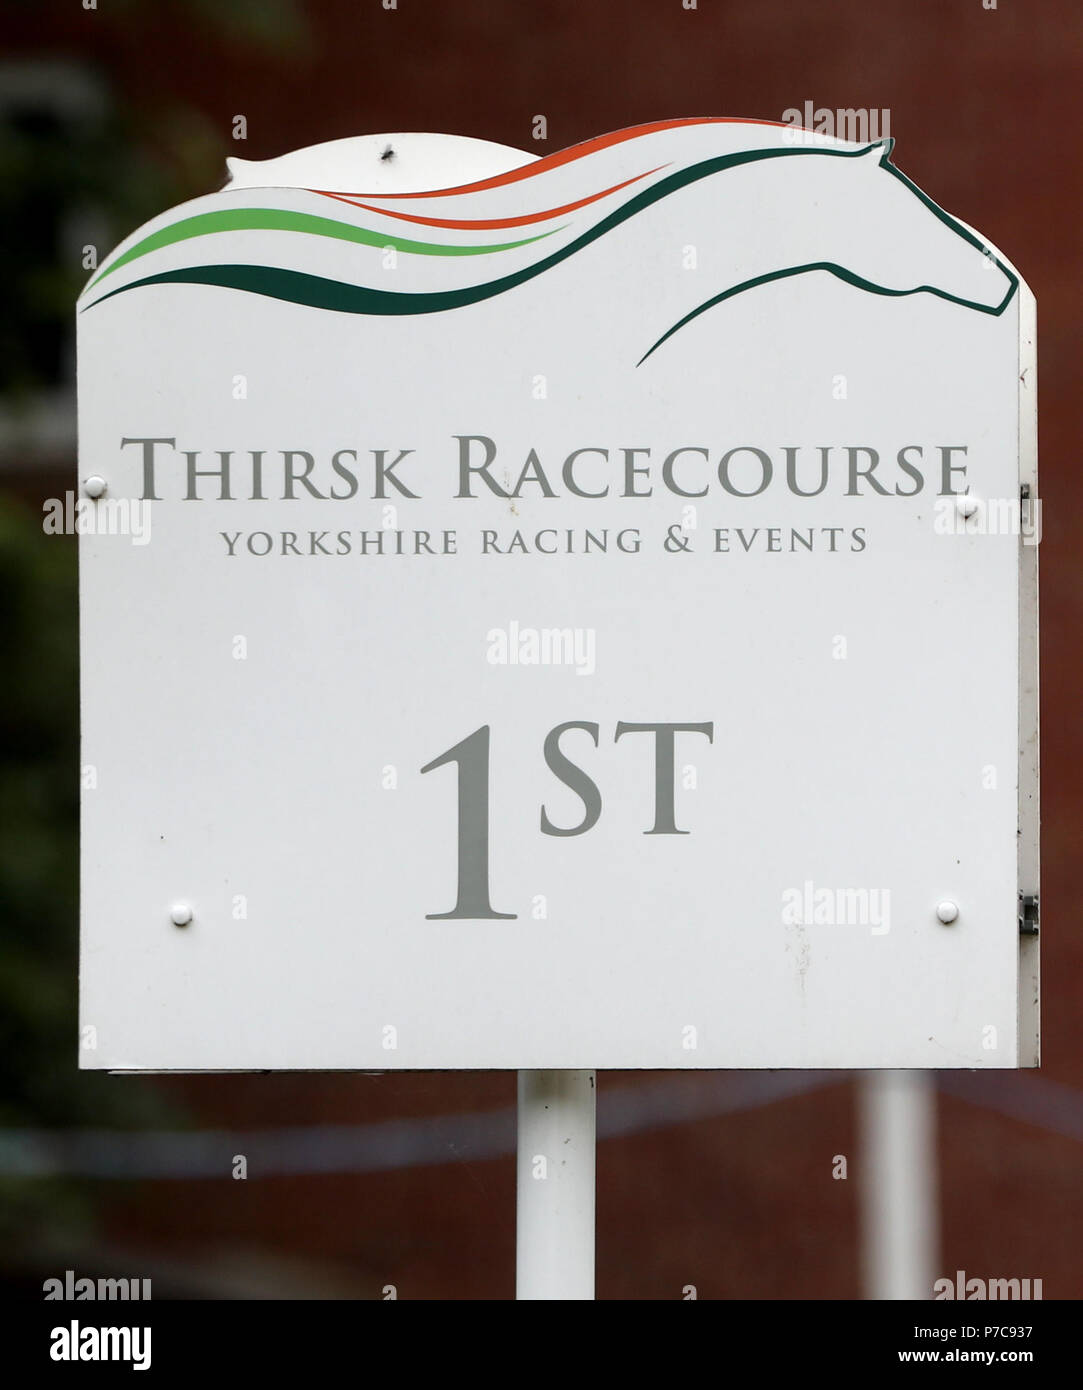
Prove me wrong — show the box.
[89,207,563,286]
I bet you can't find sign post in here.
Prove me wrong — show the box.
[77,120,1038,1298]
[517,1070,596,1300]
[859,1072,938,1300]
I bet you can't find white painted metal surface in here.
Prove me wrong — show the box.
[225,131,539,196]
[77,122,1037,1071]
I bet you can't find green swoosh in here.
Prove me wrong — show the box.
[88,207,562,287]
[85,147,824,311]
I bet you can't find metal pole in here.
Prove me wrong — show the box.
[859,1071,938,1299]
[516,1069,596,1299]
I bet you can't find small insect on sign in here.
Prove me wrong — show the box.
[77,120,1038,1072]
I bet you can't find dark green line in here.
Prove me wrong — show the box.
[638,259,1016,365]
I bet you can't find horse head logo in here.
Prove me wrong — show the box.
[639,138,1018,362]
[796,140,1014,310]
[81,125,1019,369]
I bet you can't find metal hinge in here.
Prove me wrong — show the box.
[1018,893,1039,937]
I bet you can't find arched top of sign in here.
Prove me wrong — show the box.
[78,119,1025,369]
[224,129,541,196]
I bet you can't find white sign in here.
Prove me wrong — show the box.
[77,120,1039,1071]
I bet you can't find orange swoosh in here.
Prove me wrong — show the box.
[309,116,787,201]
[312,166,666,230]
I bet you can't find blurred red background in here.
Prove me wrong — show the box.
[2,0,1079,1298]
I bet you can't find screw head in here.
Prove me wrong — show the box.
[936,900,959,925]
[956,495,978,520]
[170,904,193,927]
[83,475,107,499]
